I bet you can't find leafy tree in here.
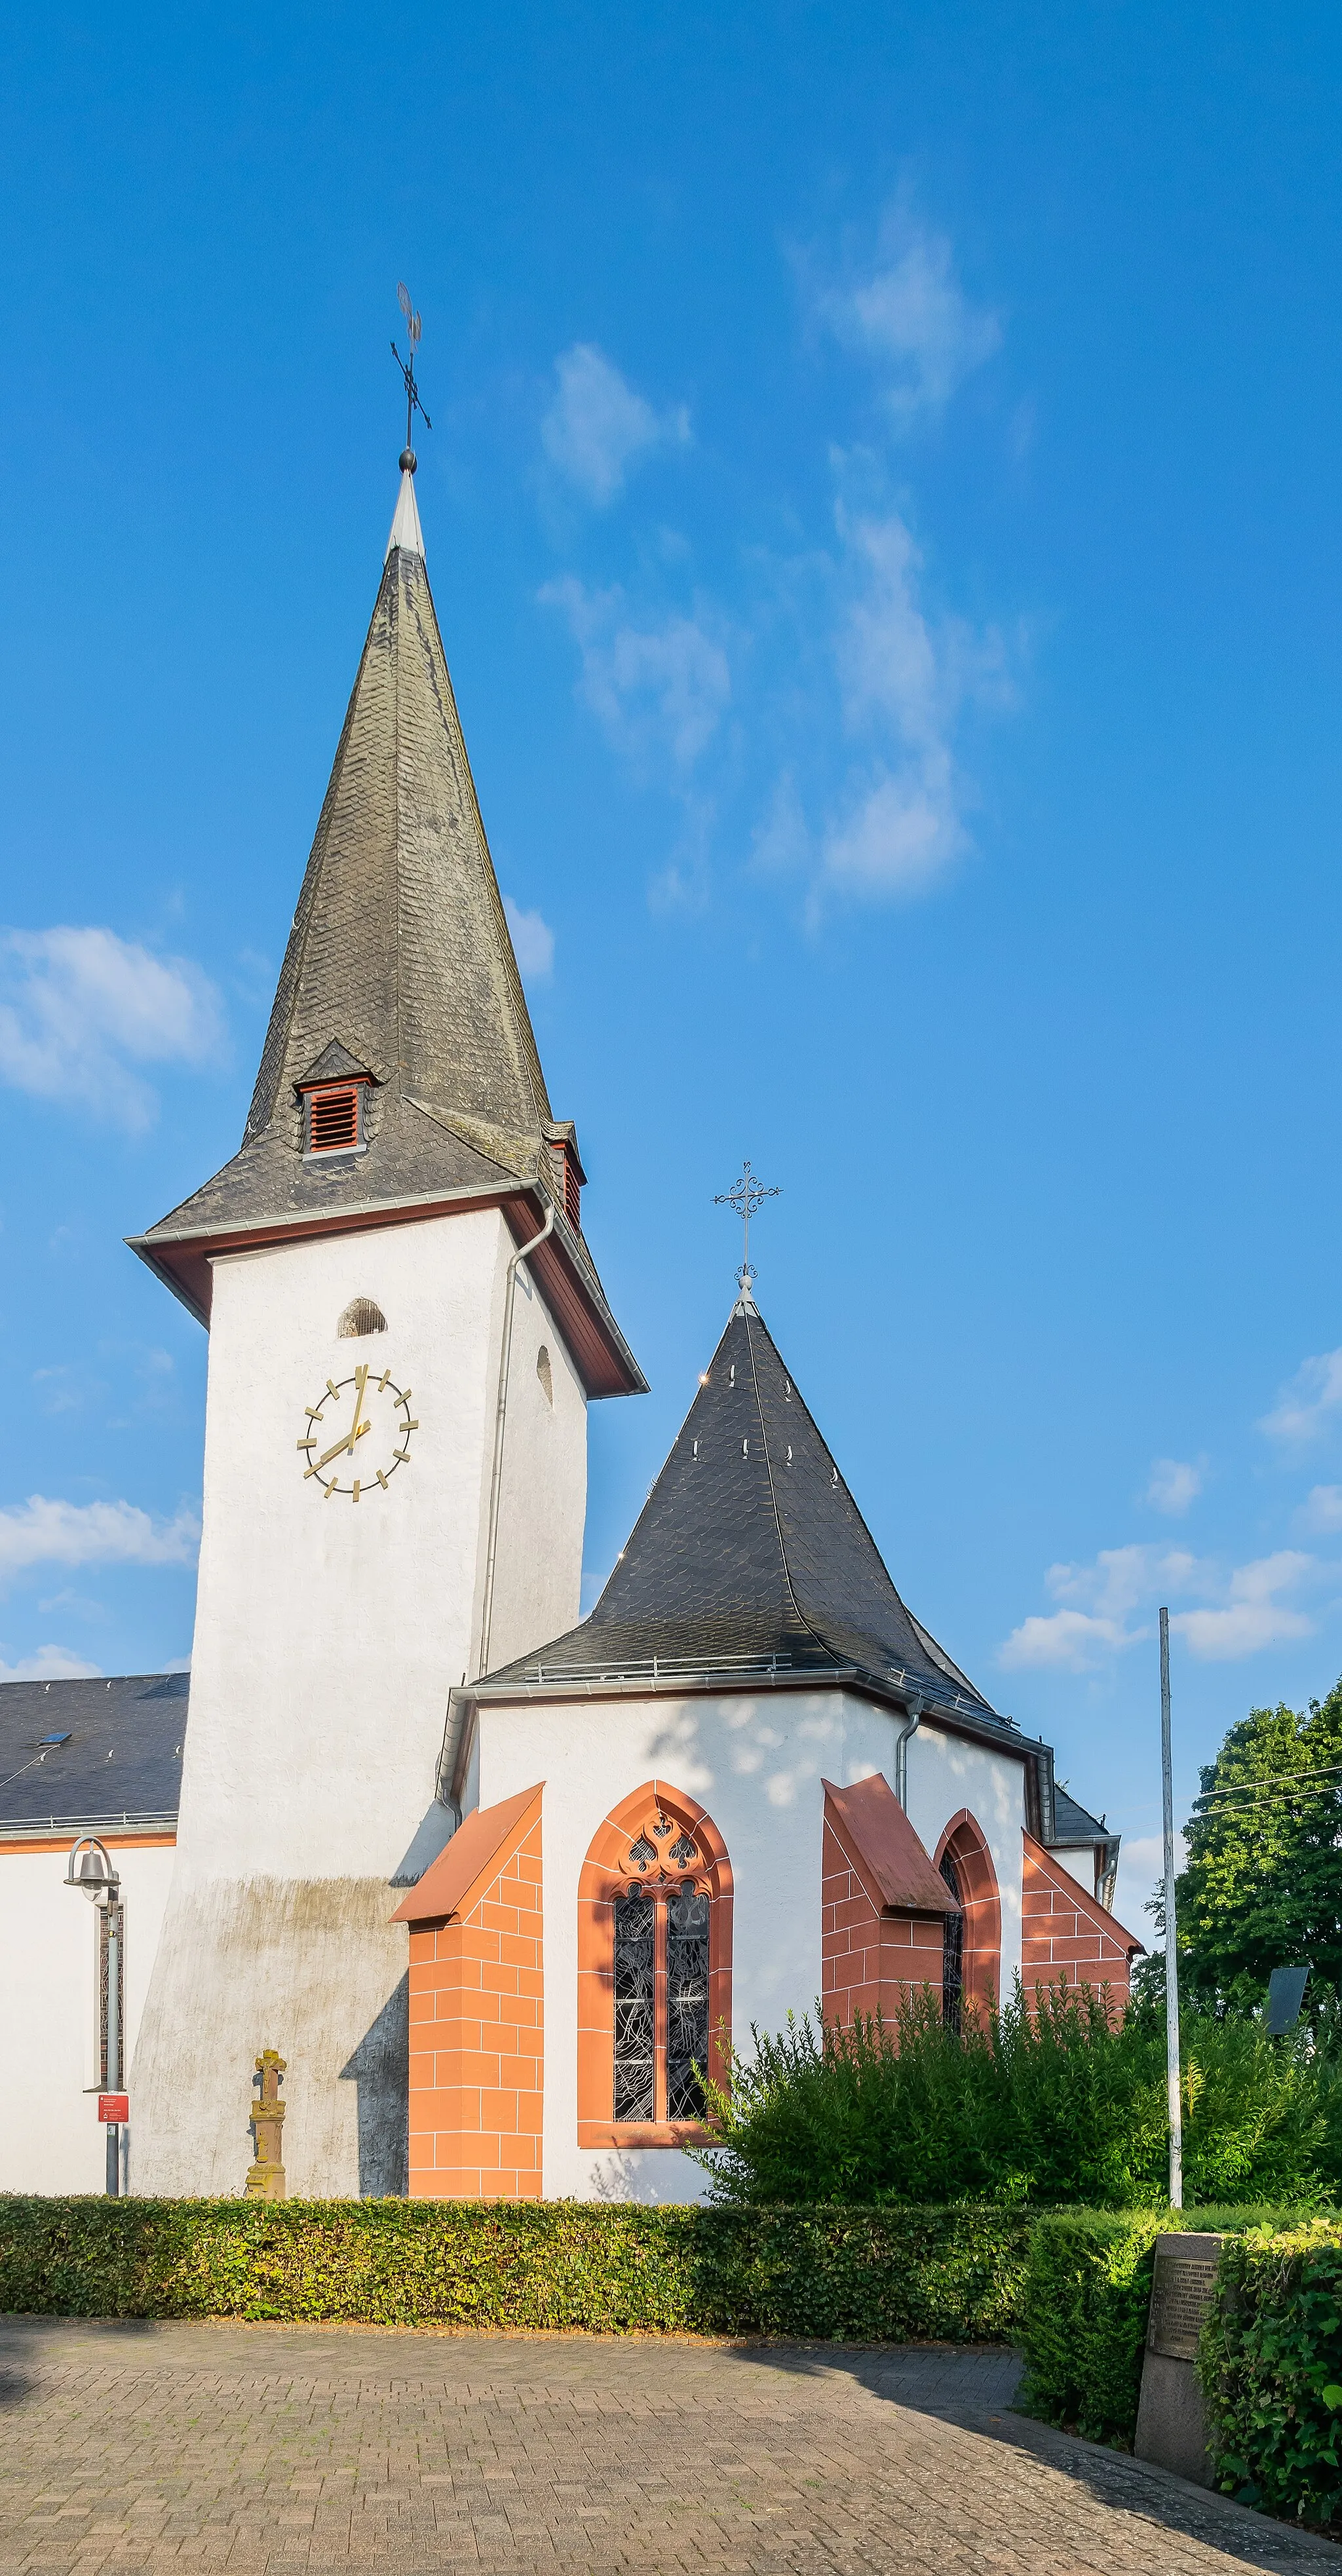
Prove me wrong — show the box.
[1173,1680,1342,2017]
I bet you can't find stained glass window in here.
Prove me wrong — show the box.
[666,1889,710,2118]
[613,1889,656,2119]
[940,1851,963,2033]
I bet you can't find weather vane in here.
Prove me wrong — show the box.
[714,1159,780,1292]
[391,282,432,468]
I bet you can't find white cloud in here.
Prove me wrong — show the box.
[1001,1540,1328,1670]
[1259,1348,1342,1445]
[503,897,555,981]
[805,499,1012,909]
[541,577,730,770]
[0,1496,201,1578]
[1169,1553,1318,1661]
[0,1642,102,1683]
[1298,1485,1342,1534]
[1146,1457,1204,1516]
[541,344,691,505]
[816,219,1001,422]
[0,927,225,1133]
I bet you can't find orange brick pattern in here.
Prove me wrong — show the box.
[407,1793,544,2198]
[1021,1830,1140,2006]
[822,1812,946,2023]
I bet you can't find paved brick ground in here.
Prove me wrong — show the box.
[2,2318,1340,2575]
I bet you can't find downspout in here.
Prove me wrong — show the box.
[893,1695,923,1809]
[476,1197,555,1680]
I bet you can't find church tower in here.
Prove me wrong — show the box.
[128,456,643,2196]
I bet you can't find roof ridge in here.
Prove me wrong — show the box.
[742,1306,835,1665]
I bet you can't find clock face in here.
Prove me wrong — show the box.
[296,1363,418,1500]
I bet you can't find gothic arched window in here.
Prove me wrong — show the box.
[579,1783,733,2146]
[934,1811,1002,2022]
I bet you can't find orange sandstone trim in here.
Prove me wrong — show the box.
[577,1777,733,2151]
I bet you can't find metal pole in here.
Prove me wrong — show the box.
[1160,1607,1183,2210]
[105,1895,121,2198]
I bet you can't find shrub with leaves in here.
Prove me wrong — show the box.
[692,1982,1337,2209]
[1202,2224,1342,2528]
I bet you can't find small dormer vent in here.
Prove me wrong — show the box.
[305,1083,366,1156]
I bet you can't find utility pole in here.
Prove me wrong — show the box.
[1160,1606,1183,2210]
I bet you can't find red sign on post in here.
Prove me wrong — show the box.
[98,2094,128,2123]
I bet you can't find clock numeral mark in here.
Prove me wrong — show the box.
[398,1387,412,1406]
[376,1469,388,1490]
[305,1406,322,1422]
[377,1368,391,1394]
[352,1480,360,1503]
[394,1446,412,1464]
[326,1378,341,1399]
[297,1439,315,1453]
[323,1479,337,1499]
[401,1418,419,1432]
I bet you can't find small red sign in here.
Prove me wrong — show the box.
[98,2094,128,2123]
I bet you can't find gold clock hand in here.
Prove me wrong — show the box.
[306,1418,372,1476]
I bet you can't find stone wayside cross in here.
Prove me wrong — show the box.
[244,2050,287,2199]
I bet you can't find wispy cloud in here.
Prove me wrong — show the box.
[1298,1485,1342,1534]
[1145,1457,1204,1517]
[0,927,224,1133]
[1000,1541,1328,1670]
[0,1496,201,1579]
[0,1642,102,1683]
[815,216,1001,423]
[541,345,690,505]
[541,578,731,770]
[1170,1553,1318,1661]
[1259,1349,1342,1445]
[503,897,555,981]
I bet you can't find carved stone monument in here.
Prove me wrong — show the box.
[1134,2231,1224,2484]
[244,2050,287,2199]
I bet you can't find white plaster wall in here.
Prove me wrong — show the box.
[904,1726,1027,1994]
[476,1687,1026,2203]
[0,1842,174,2192]
[481,1259,587,1678]
[130,1204,589,2195]
[174,1207,584,1888]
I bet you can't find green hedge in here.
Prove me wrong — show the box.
[0,2196,1031,2341]
[1018,2205,1307,2448]
[1202,2224,1342,2529]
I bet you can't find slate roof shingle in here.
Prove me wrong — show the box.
[128,478,643,1398]
[0,1671,188,1838]
[480,1295,1012,1738]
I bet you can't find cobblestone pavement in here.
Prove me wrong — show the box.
[3,2318,1341,2575]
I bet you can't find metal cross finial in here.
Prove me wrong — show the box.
[714,1159,780,1291]
[391,282,432,466]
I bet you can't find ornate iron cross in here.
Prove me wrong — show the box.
[714,1159,780,1290]
[391,281,432,459]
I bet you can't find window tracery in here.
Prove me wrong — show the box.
[578,1782,732,2146]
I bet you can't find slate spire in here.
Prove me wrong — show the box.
[131,464,643,1396]
[486,1296,1005,1724]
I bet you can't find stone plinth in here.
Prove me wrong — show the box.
[1134,2231,1224,2486]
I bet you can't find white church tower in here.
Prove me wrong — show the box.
[127,454,643,2196]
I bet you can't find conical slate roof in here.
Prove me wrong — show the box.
[130,468,642,1394]
[484,1291,1007,1729]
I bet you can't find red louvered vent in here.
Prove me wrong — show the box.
[307,1084,361,1154]
[563,1149,581,1232]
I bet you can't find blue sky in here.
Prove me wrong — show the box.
[2,1,1342,1923]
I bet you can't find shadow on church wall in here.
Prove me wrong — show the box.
[339,1974,409,2196]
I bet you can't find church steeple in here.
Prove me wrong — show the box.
[130,462,643,1399]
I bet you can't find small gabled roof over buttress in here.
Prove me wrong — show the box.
[481,1291,1011,1737]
